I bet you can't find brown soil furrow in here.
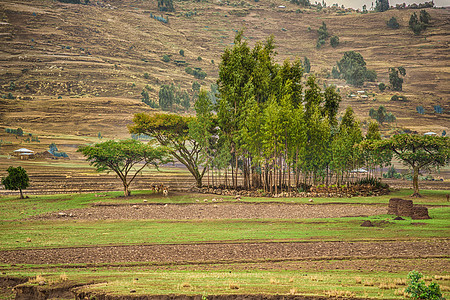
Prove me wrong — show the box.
[1,240,448,265]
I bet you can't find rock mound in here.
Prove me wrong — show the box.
[388,198,430,219]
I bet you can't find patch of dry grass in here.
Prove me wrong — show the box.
[325,289,355,298]
[28,274,45,284]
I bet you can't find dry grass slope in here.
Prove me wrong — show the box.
[0,0,448,140]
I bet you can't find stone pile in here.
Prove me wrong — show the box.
[388,198,430,219]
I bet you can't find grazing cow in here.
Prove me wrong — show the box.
[162,186,169,197]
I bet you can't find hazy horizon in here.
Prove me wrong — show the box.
[326,0,450,9]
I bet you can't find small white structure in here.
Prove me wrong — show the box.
[278,5,286,8]
[424,132,437,136]
[350,168,368,173]
[13,148,35,160]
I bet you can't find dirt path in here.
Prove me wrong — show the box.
[1,240,448,265]
[31,203,387,220]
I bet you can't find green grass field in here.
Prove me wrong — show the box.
[0,211,449,250]
[0,189,448,299]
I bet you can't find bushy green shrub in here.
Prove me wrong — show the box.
[192,81,201,92]
[179,49,184,56]
[330,35,339,47]
[332,66,340,79]
[316,39,325,49]
[378,82,386,91]
[336,51,376,86]
[391,94,407,101]
[162,55,170,62]
[405,271,443,300]
[185,66,207,79]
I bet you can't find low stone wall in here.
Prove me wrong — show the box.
[388,198,430,219]
[192,184,389,198]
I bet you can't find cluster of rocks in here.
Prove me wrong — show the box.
[388,198,430,219]
[57,212,76,218]
[191,183,389,198]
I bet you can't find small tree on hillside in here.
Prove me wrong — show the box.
[409,12,426,34]
[330,35,339,48]
[387,16,400,29]
[157,0,174,12]
[369,105,396,125]
[336,51,376,86]
[303,56,311,73]
[1,166,30,199]
[389,67,406,91]
[78,140,168,196]
[316,22,330,48]
[419,9,431,24]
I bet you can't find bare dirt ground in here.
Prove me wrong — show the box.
[31,203,387,221]
[1,203,448,272]
[1,240,448,268]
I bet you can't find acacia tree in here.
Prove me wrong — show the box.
[1,166,29,199]
[363,134,449,197]
[78,140,168,196]
[129,113,207,187]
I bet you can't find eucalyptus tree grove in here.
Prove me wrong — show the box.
[130,32,400,192]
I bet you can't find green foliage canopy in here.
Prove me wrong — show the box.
[406,270,443,300]
[389,67,406,91]
[1,166,29,199]
[362,134,449,196]
[129,113,207,187]
[387,16,400,29]
[336,51,376,86]
[78,140,168,196]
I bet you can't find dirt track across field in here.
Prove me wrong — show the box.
[31,203,387,221]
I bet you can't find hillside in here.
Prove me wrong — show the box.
[0,0,449,142]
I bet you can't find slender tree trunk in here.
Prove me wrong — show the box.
[235,154,238,189]
[225,167,228,189]
[279,156,282,193]
[19,188,24,199]
[231,163,234,189]
[412,166,422,197]
[123,182,130,197]
[288,163,291,194]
